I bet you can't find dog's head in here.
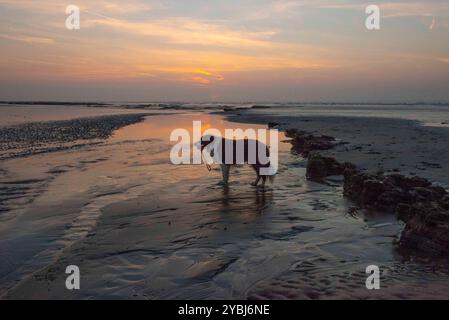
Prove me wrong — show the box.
[194,134,216,153]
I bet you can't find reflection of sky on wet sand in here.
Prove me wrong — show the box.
[110,112,288,183]
[112,113,262,139]
[111,112,289,150]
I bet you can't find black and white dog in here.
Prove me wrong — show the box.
[196,135,275,187]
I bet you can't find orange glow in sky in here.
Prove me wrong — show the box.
[1,0,448,101]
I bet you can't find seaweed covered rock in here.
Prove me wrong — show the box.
[343,169,447,212]
[285,128,338,156]
[397,197,449,256]
[344,168,449,256]
[306,153,355,180]
[285,128,304,138]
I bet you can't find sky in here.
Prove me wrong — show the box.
[0,0,449,102]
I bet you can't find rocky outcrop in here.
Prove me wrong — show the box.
[286,126,449,256]
[343,168,449,256]
[285,128,339,156]
[343,169,447,212]
[285,128,302,138]
[306,153,355,180]
[397,197,449,256]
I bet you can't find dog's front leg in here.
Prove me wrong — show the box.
[251,175,260,186]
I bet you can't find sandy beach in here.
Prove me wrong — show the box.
[223,106,449,185]
[1,104,449,299]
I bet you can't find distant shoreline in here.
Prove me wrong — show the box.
[0,101,112,106]
[1,101,449,107]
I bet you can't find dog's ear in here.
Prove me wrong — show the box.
[201,135,214,143]
[201,135,212,142]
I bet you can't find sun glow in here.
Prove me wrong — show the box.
[1,0,449,100]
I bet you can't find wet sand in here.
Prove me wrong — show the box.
[224,109,449,186]
[0,114,151,161]
[1,111,449,299]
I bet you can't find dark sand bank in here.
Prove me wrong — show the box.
[223,111,449,186]
[0,114,149,160]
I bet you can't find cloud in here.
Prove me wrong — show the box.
[90,1,154,15]
[82,16,276,48]
[244,0,449,20]
[150,69,225,86]
[381,2,449,19]
[1,0,448,101]
[0,0,154,15]
[0,34,54,44]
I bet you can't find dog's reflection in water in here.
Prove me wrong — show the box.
[220,185,272,215]
[253,188,271,214]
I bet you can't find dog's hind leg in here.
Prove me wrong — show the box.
[260,176,267,188]
[251,165,261,186]
[219,164,230,185]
